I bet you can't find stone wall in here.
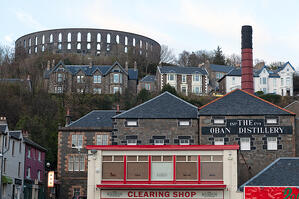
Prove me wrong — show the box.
[112,119,199,145]
[199,115,296,185]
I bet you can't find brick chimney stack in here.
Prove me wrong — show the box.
[241,25,254,94]
[65,108,71,127]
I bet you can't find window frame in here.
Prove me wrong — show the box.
[154,139,164,145]
[71,134,83,149]
[214,137,224,145]
[178,120,191,126]
[179,139,190,145]
[267,137,277,150]
[240,137,251,151]
[127,139,137,145]
[93,75,102,84]
[96,134,109,145]
[125,120,138,127]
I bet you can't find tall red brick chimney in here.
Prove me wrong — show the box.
[241,25,254,94]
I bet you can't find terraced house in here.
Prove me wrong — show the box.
[57,110,120,199]
[44,60,138,94]
[156,66,208,95]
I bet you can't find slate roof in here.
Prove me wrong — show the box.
[44,61,138,80]
[226,68,260,77]
[209,64,235,73]
[240,157,299,189]
[273,61,295,73]
[114,92,198,119]
[158,66,208,75]
[23,137,47,152]
[198,89,294,116]
[0,125,7,133]
[140,75,155,82]
[66,110,120,128]
[9,131,22,140]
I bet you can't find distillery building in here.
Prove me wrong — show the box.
[15,28,161,64]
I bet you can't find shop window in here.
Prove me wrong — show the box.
[240,137,250,151]
[127,156,148,180]
[87,32,91,42]
[200,155,223,180]
[72,134,83,148]
[179,120,190,126]
[93,75,101,83]
[214,137,224,145]
[96,134,108,145]
[126,120,138,127]
[102,156,124,180]
[151,156,173,180]
[267,137,277,150]
[127,139,137,145]
[179,139,190,145]
[97,33,101,42]
[154,139,164,145]
[67,33,71,42]
[266,118,278,125]
[68,155,85,171]
[176,156,197,180]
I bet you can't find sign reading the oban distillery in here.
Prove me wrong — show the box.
[202,119,292,135]
[101,190,223,199]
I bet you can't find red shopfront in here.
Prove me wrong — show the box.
[86,145,242,199]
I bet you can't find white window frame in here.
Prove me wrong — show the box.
[240,137,251,151]
[168,74,175,81]
[113,87,121,94]
[266,118,278,125]
[127,139,137,145]
[214,137,224,145]
[267,137,277,150]
[77,75,84,83]
[154,139,164,145]
[126,120,138,127]
[213,118,225,125]
[113,74,120,83]
[179,139,190,145]
[145,83,151,90]
[72,134,83,149]
[193,74,200,82]
[178,120,190,126]
[96,134,109,145]
[93,75,101,83]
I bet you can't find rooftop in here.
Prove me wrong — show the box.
[159,66,208,75]
[209,64,235,73]
[24,137,47,152]
[140,75,156,82]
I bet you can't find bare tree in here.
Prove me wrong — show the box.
[177,51,190,66]
[226,54,241,66]
[160,45,176,65]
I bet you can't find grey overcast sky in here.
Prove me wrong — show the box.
[1,0,299,69]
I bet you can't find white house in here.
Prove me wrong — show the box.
[219,62,296,96]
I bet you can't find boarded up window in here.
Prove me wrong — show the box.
[102,155,124,180]
[200,155,223,180]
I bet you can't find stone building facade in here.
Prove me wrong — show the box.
[137,75,156,93]
[156,66,208,96]
[112,92,199,145]
[198,89,296,185]
[44,61,138,94]
[15,28,161,64]
[57,110,119,199]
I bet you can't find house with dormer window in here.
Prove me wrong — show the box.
[219,62,296,96]
[44,61,138,94]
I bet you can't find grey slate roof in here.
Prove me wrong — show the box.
[23,137,47,152]
[0,125,7,133]
[273,61,295,73]
[67,110,120,128]
[140,75,155,82]
[44,61,138,80]
[198,89,294,116]
[114,92,198,119]
[209,64,235,73]
[226,68,259,77]
[9,131,22,140]
[159,66,208,75]
[240,158,299,189]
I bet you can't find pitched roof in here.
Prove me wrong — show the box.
[209,64,235,73]
[23,137,47,152]
[159,66,208,75]
[240,157,299,189]
[274,61,295,73]
[114,92,198,119]
[66,110,120,128]
[9,131,22,140]
[44,61,138,80]
[140,75,155,82]
[198,89,294,116]
[225,68,259,77]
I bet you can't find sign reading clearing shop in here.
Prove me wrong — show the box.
[202,119,292,135]
[101,190,223,199]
